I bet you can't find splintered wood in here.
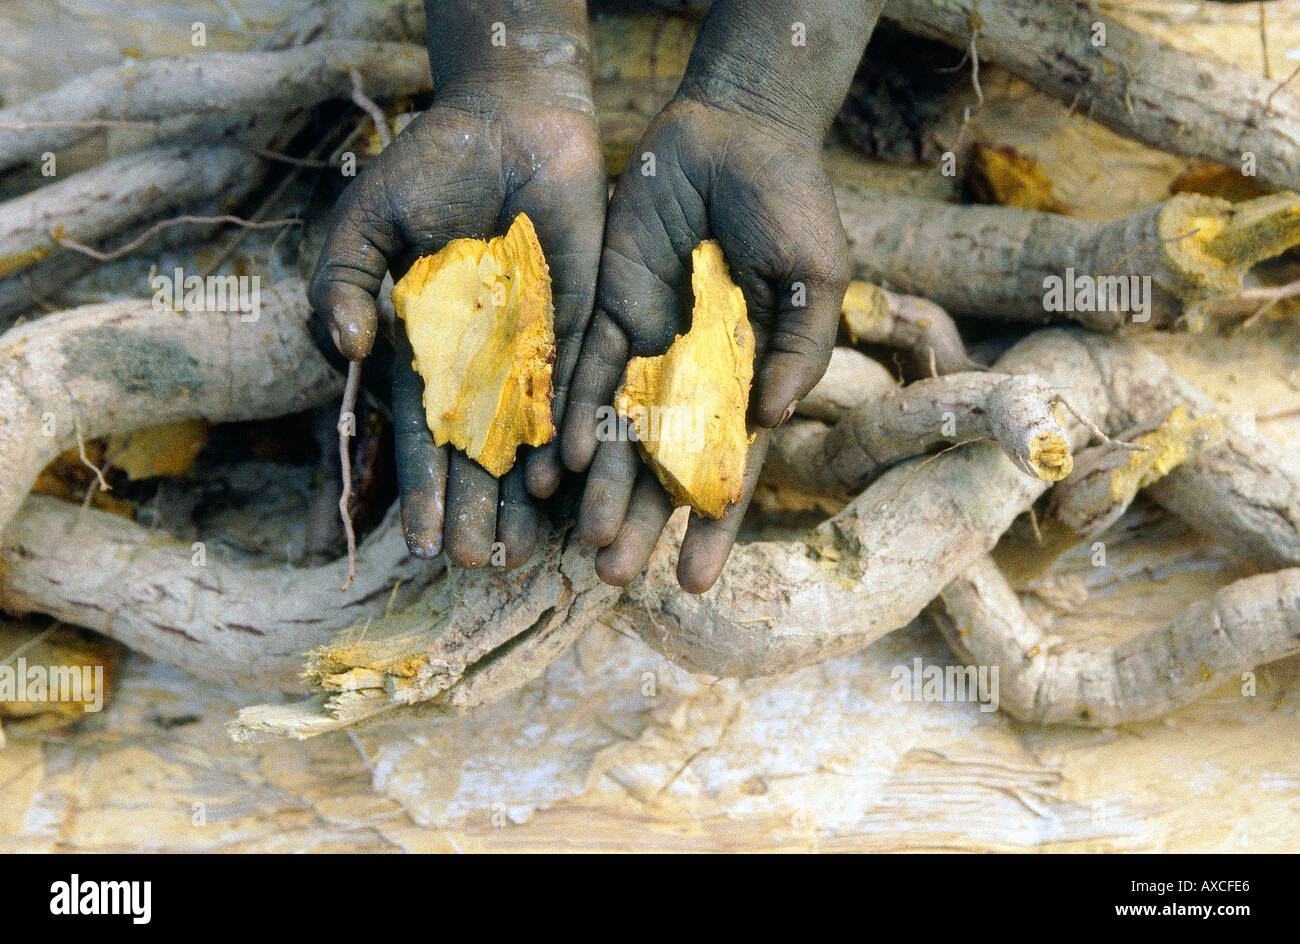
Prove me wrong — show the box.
[616,240,755,518]
[391,213,556,477]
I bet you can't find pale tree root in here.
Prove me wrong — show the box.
[0,41,431,173]
[993,404,1226,578]
[224,329,1300,736]
[1147,441,1300,572]
[626,328,1300,679]
[770,370,1073,498]
[1071,333,1300,570]
[227,327,1108,743]
[791,346,895,423]
[0,140,269,280]
[930,556,1300,727]
[0,276,340,538]
[0,497,434,691]
[937,339,1300,726]
[0,47,413,285]
[840,280,982,375]
[883,0,1300,194]
[0,269,587,714]
[0,209,263,326]
[0,278,433,692]
[760,346,892,511]
[837,185,1300,328]
[226,330,1095,738]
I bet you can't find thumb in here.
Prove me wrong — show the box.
[308,174,401,361]
[752,246,850,427]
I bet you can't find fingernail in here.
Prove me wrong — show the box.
[779,399,799,425]
[405,534,442,559]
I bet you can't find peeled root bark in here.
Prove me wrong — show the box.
[931,556,1300,727]
[0,497,433,691]
[837,186,1300,328]
[0,41,431,173]
[0,276,340,538]
[883,0,1300,194]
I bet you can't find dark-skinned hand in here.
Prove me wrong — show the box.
[309,56,604,569]
[560,0,884,593]
[561,93,852,593]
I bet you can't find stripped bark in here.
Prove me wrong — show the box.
[837,186,1300,327]
[0,277,340,538]
[0,42,430,173]
[883,0,1300,194]
[233,531,620,740]
[931,556,1300,726]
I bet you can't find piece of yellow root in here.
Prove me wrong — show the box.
[616,240,755,519]
[107,419,210,480]
[391,213,556,477]
[967,143,1066,214]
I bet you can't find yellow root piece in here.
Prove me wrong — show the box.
[1027,431,1072,482]
[967,144,1066,214]
[107,419,210,480]
[391,213,556,477]
[617,240,755,519]
[0,624,117,737]
[839,281,891,343]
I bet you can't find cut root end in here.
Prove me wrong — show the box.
[1165,192,1300,296]
[1206,191,1300,268]
[1027,433,1073,481]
